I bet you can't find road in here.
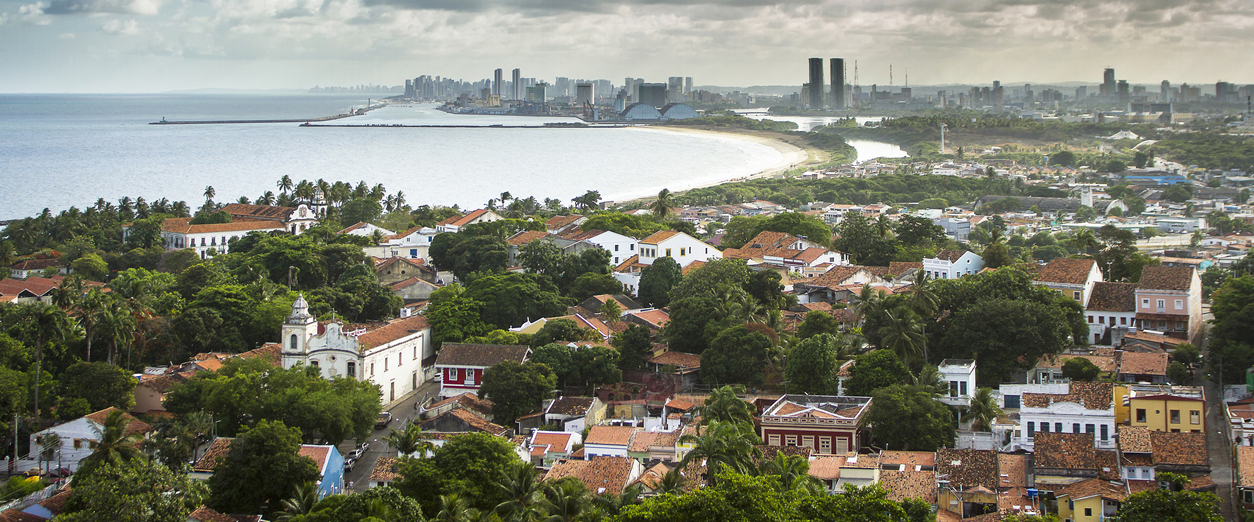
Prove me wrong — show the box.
[339,377,442,491]
[1198,303,1239,521]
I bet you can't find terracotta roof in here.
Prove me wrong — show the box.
[356,315,430,349]
[1033,258,1097,285]
[560,229,609,242]
[646,351,702,368]
[220,203,297,221]
[443,209,492,228]
[586,426,636,446]
[298,446,331,471]
[1119,425,1153,454]
[84,407,153,438]
[193,438,234,472]
[665,398,695,411]
[159,217,285,234]
[1119,351,1169,376]
[932,249,969,263]
[935,448,999,490]
[1033,432,1103,470]
[886,261,923,277]
[634,462,671,490]
[1087,282,1138,312]
[507,230,552,246]
[188,506,240,522]
[371,456,401,483]
[880,470,936,503]
[427,392,495,416]
[806,266,877,289]
[681,260,706,276]
[1123,331,1183,348]
[640,230,681,244]
[808,455,846,480]
[238,343,281,366]
[138,372,188,394]
[1150,431,1208,467]
[544,456,637,495]
[613,255,643,273]
[435,343,530,367]
[880,450,936,469]
[545,215,583,230]
[8,258,61,271]
[37,489,72,516]
[532,432,575,454]
[1035,353,1116,373]
[548,397,596,416]
[997,453,1028,488]
[628,431,666,453]
[1137,265,1195,292]
[1238,446,1254,487]
[421,408,508,436]
[1022,381,1113,410]
[1057,478,1128,502]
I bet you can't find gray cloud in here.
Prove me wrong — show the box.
[42,0,161,14]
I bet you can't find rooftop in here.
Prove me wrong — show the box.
[435,343,530,368]
[935,448,1000,490]
[1137,265,1195,292]
[1033,258,1098,286]
[1087,282,1138,312]
[544,457,637,495]
[585,426,637,446]
[1022,381,1114,410]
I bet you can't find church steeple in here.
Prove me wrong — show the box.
[282,294,317,360]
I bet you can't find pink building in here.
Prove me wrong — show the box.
[1134,266,1203,345]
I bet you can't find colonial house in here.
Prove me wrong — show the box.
[584,426,637,459]
[1031,432,1121,487]
[934,448,1002,518]
[1052,478,1128,522]
[192,437,345,498]
[129,218,287,259]
[373,226,439,260]
[7,258,63,279]
[339,222,395,238]
[421,408,509,436]
[0,277,58,305]
[922,250,984,280]
[280,296,434,405]
[1133,266,1203,345]
[1238,446,1254,508]
[1085,282,1138,345]
[722,231,848,271]
[435,209,502,233]
[544,456,643,496]
[614,231,721,294]
[529,431,581,468]
[938,359,977,407]
[792,266,884,303]
[28,408,153,473]
[543,396,607,433]
[1032,258,1103,306]
[375,257,436,286]
[759,395,872,455]
[545,215,587,234]
[1016,381,1116,451]
[1116,352,1170,384]
[219,203,321,234]
[560,229,638,266]
[1126,384,1205,433]
[433,343,531,398]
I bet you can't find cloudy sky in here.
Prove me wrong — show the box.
[1,0,1251,92]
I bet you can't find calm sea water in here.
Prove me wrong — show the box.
[0,94,904,220]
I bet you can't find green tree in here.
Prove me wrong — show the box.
[340,197,384,225]
[743,269,785,310]
[786,333,848,395]
[661,296,719,354]
[796,310,843,339]
[493,461,544,522]
[208,419,321,514]
[517,240,563,278]
[699,385,756,426]
[965,387,1003,432]
[1061,357,1101,381]
[1049,150,1076,167]
[395,432,521,515]
[1110,473,1221,522]
[574,345,622,389]
[465,272,571,331]
[60,459,208,522]
[25,304,72,417]
[833,213,898,266]
[677,420,762,486]
[650,188,675,220]
[637,256,683,308]
[878,307,926,366]
[581,213,666,239]
[668,258,752,302]
[71,253,109,281]
[700,325,772,387]
[844,350,912,397]
[426,284,489,348]
[58,361,136,413]
[74,410,147,485]
[478,361,557,426]
[865,384,956,451]
[386,420,435,457]
[611,324,653,371]
[759,452,824,495]
[529,343,578,388]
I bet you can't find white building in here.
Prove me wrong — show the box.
[339,222,396,238]
[563,229,638,266]
[139,218,287,259]
[922,249,984,280]
[1012,381,1116,452]
[435,209,502,233]
[614,231,722,295]
[28,408,153,472]
[220,203,322,235]
[938,359,977,407]
[280,296,434,405]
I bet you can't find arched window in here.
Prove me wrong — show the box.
[346,361,356,378]
[289,334,298,351]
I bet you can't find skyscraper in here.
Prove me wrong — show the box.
[512,68,521,100]
[830,58,845,109]
[1161,80,1171,103]
[1117,80,1130,105]
[1103,68,1116,99]
[808,58,824,109]
[575,82,594,106]
[684,77,693,96]
[667,77,684,103]
[637,83,667,108]
[493,68,503,96]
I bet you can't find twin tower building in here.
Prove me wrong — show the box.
[807,57,848,110]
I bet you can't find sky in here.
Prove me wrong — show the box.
[1,0,1252,93]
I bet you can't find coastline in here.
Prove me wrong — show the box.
[606,125,827,205]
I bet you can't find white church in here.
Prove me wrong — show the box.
[280,295,435,405]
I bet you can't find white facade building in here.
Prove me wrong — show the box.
[938,359,977,407]
[1012,381,1116,452]
[614,231,722,295]
[922,250,984,280]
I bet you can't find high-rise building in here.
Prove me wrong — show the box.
[405,79,414,99]
[1117,80,1130,105]
[493,69,503,96]
[1217,81,1239,104]
[808,58,824,109]
[1076,86,1087,100]
[1103,68,1116,99]
[637,83,667,108]
[575,83,594,106]
[830,58,845,109]
[667,77,684,103]
[511,69,521,100]
[526,83,548,103]
[684,77,693,95]
[1161,80,1171,103]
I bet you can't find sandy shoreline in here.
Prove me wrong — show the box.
[608,125,827,204]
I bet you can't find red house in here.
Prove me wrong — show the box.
[759,395,872,455]
[434,343,530,398]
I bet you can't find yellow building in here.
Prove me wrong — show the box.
[1126,385,1205,433]
[1054,478,1128,522]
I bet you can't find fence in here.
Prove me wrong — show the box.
[0,483,61,513]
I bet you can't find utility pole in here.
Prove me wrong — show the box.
[940,124,947,154]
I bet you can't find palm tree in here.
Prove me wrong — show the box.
[384,195,397,212]
[260,191,277,206]
[100,297,136,366]
[277,175,294,195]
[677,420,762,486]
[494,462,544,522]
[76,410,145,480]
[850,284,885,327]
[28,304,71,417]
[203,186,216,202]
[655,469,684,495]
[907,273,940,362]
[275,482,320,522]
[435,493,474,522]
[699,386,755,426]
[540,481,592,522]
[385,421,434,457]
[878,307,926,366]
[965,387,1004,432]
[592,483,641,517]
[51,275,83,310]
[759,452,824,495]
[875,214,891,237]
[1067,228,1099,255]
[649,188,674,220]
[76,288,107,363]
[500,192,513,206]
[912,365,947,396]
[393,191,406,209]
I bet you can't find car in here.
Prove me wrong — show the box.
[344,457,356,472]
[375,412,392,429]
[48,468,72,478]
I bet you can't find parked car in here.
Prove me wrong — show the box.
[48,468,72,478]
[344,457,356,472]
[349,442,369,460]
[375,412,392,429]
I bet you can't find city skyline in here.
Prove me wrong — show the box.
[1,0,1252,92]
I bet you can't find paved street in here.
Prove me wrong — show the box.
[1198,304,1239,521]
[339,377,442,492]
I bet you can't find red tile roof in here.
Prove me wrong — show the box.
[586,426,636,446]
[507,230,552,246]
[640,230,681,244]
[159,217,286,234]
[1033,258,1098,285]
[646,351,701,368]
[1137,266,1196,291]
[356,315,430,349]
[434,343,529,367]
[84,407,153,438]
[1119,351,1169,376]
[1087,282,1138,312]
[544,456,637,495]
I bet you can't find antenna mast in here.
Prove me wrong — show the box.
[890,65,893,86]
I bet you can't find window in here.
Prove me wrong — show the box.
[1176,299,1183,309]
[1055,422,1063,433]
[1157,299,1166,310]
[1039,422,1048,433]
[950,381,959,397]
[414,346,418,360]
[819,437,832,454]
[802,436,814,448]
[614,244,619,251]
[1088,315,1094,323]
[1100,424,1109,441]
[398,353,402,367]
[1245,490,1254,504]
[1142,298,1150,307]
[785,435,797,447]
[960,381,968,396]
[1027,422,1035,437]
[289,334,298,351]
[1085,508,1092,517]
[1191,410,1201,425]
[768,434,780,446]
[1073,423,1081,434]
[665,248,672,257]
[1136,409,1147,423]
[1087,424,1095,436]
[385,359,389,371]
[1121,317,1127,325]
[1170,410,1180,424]
[346,361,356,378]
[310,360,319,368]
[1073,291,1081,300]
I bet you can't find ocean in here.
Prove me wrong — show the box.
[0,94,903,220]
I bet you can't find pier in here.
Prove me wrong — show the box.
[150,102,386,125]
